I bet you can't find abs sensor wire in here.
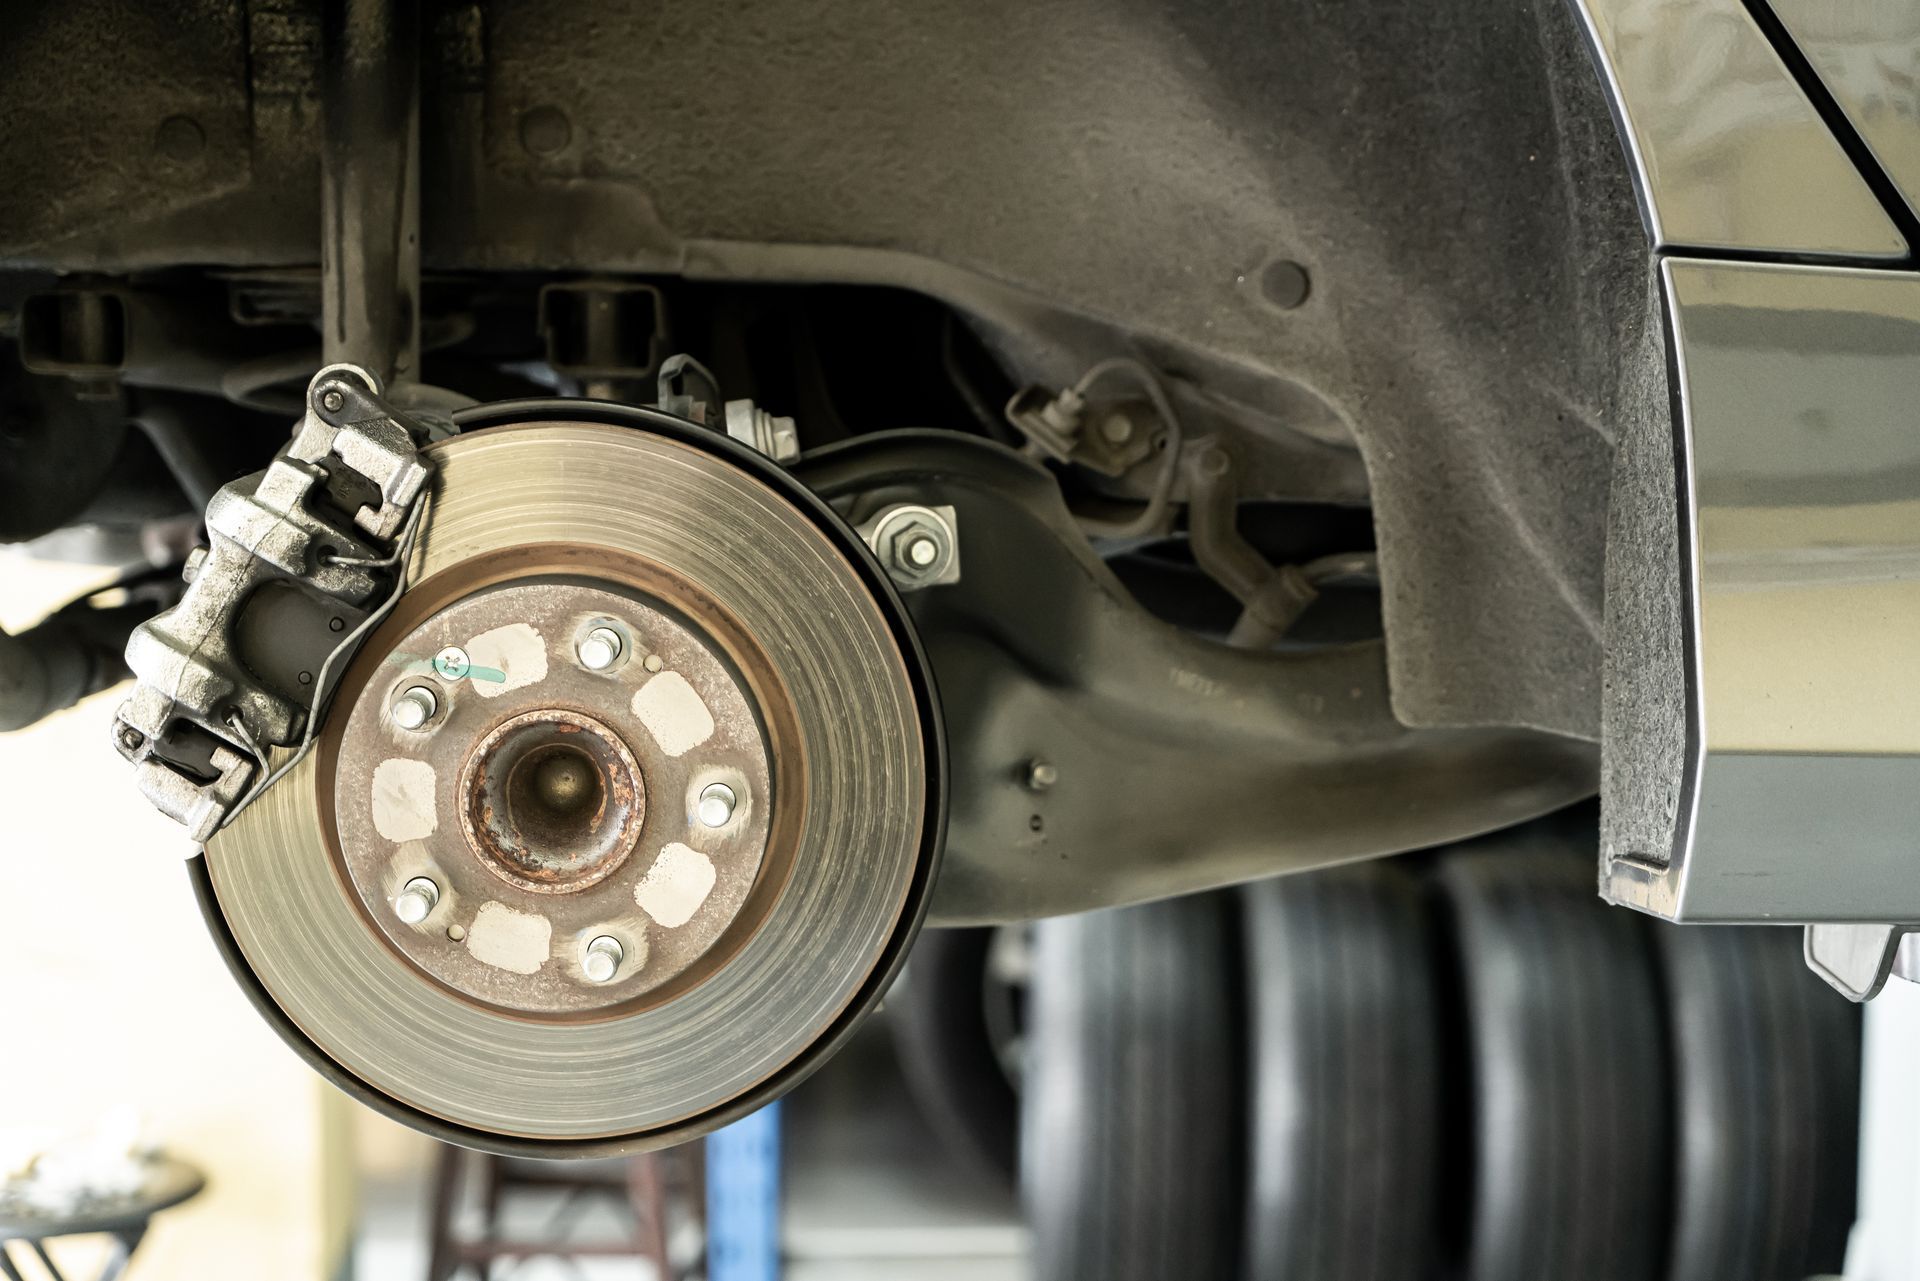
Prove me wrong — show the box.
[1005,355,1188,541]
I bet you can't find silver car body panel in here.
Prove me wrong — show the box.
[1772,0,1920,222]
[1606,258,1920,922]
[1569,0,1906,257]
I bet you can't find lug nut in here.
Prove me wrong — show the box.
[390,685,438,732]
[393,877,440,925]
[698,782,737,828]
[583,935,624,983]
[577,625,624,671]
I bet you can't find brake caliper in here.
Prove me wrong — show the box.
[112,365,438,841]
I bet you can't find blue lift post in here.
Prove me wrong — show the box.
[706,1101,782,1281]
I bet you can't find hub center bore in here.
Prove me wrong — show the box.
[459,708,646,894]
[513,745,601,833]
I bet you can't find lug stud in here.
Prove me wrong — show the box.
[390,685,438,732]
[698,782,737,828]
[583,935,624,983]
[577,625,624,671]
[393,876,440,925]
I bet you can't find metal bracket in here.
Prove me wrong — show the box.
[799,430,1596,923]
[111,364,435,841]
[1801,923,1920,1003]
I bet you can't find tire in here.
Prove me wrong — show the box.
[1435,834,1669,1281]
[1021,894,1241,1281]
[887,926,1020,1183]
[1240,863,1441,1281]
[1659,924,1861,1281]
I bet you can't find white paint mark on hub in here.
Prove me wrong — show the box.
[465,623,548,699]
[635,843,716,927]
[467,902,552,974]
[371,758,438,842]
[631,671,714,757]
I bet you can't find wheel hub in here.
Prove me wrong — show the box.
[326,570,784,1020]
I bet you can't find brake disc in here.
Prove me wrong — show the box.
[198,401,941,1152]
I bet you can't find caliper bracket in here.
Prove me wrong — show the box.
[112,365,435,841]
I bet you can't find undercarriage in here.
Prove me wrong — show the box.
[4,1,1917,1246]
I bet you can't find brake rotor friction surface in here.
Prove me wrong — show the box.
[204,420,931,1143]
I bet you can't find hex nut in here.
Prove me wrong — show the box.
[885,522,945,579]
[861,504,960,591]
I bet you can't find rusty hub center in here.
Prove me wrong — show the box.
[459,708,645,894]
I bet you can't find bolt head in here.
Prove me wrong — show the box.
[887,524,946,578]
[698,782,737,828]
[577,626,624,671]
[863,504,960,591]
[433,646,470,681]
[394,877,439,925]
[1101,414,1136,444]
[390,686,437,732]
[321,389,345,413]
[583,935,624,983]
[1026,759,1059,791]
